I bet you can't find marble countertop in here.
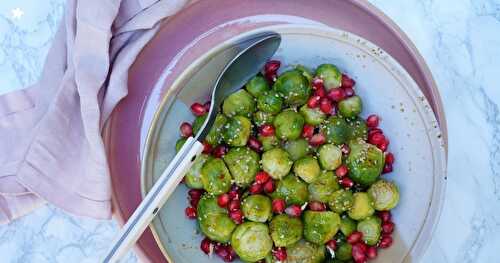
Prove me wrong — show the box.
[1,0,499,262]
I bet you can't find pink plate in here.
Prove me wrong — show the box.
[103,1,447,262]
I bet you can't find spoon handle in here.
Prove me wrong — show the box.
[103,137,204,262]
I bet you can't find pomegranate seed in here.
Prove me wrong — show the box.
[229,200,240,212]
[180,122,193,137]
[273,247,287,261]
[285,204,302,217]
[379,235,393,248]
[357,242,368,253]
[366,114,380,128]
[217,193,230,208]
[255,171,271,184]
[366,246,378,259]
[263,179,276,193]
[378,211,392,222]
[378,139,389,152]
[343,87,355,97]
[352,243,367,263]
[341,74,355,88]
[203,101,211,112]
[335,165,349,178]
[308,201,326,211]
[368,128,383,138]
[339,177,354,188]
[307,95,321,108]
[327,88,346,102]
[215,243,229,258]
[369,133,385,145]
[319,98,333,114]
[200,238,213,254]
[326,239,337,251]
[223,246,236,262]
[272,199,286,214]
[228,190,240,201]
[347,231,363,244]
[249,182,263,194]
[202,141,212,154]
[260,124,275,137]
[264,60,281,75]
[312,77,324,90]
[229,210,244,224]
[185,207,197,219]
[247,137,262,153]
[190,198,201,208]
[190,102,206,116]
[340,144,351,155]
[382,163,393,174]
[385,152,395,165]
[382,221,395,234]
[188,189,204,200]
[302,124,315,139]
[309,133,326,146]
[213,145,229,158]
[314,86,326,98]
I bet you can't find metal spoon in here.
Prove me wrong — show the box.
[103,32,281,262]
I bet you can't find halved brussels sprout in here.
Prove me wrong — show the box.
[231,222,273,262]
[368,179,400,211]
[274,109,305,140]
[286,240,326,263]
[303,211,341,244]
[273,174,309,205]
[257,91,283,114]
[300,104,327,125]
[192,114,207,135]
[222,89,256,117]
[315,64,341,90]
[295,64,314,82]
[197,195,227,215]
[346,117,368,141]
[283,139,311,161]
[269,214,303,247]
[197,196,236,243]
[338,96,362,118]
[200,158,232,195]
[347,140,385,186]
[206,114,228,145]
[246,75,270,97]
[357,216,382,246]
[241,194,272,222]
[293,156,321,183]
[223,147,260,187]
[318,144,342,170]
[175,137,187,153]
[222,116,252,147]
[273,70,311,106]
[184,154,211,189]
[259,134,279,151]
[253,111,275,126]
[335,243,353,261]
[321,116,350,145]
[348,192,375,220]
[262,148,293,180]
[329,189,354,213]
[308,171,340,203]
[339,215,357,236]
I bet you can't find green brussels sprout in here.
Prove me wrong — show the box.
[293,156,321,183]
[329,189,354,213]
[246,75,270,97]
[299,104,327,125]
[184,154,211,189]
[222,116,252,147]
[197,195,227,215]
[274,109,305,140]
[241,195,272,222]
[339,215,357,236]
[257,91,283,114]
[348,192,375,220]
[197,196,236,242]
[335,243,353,261]
[269,214,303,247]
[347,141,385,186]
[321,116,350,145]
[295,64,314,82]
[262,148,293,180]
[317,144,342,170]
[315,64,341,90]
[283,139,311,161]
[222,89,256,117]
[367,179,400,211]
[231,222,273,262]
[259,135,279,151]
[357,216,382,246]
[303,211,341,244]
[192,114,207,135]
[346,117,368,141]
[206,114,228,145]
[273,174,309,205]
[338,96,362,118]
[223,147,260,187]
[308,171,340,203]
[253,111,275,126]
[273,70,311,106]
[175,137,187,153]
[286,240,326,263]
[200,158,232,195]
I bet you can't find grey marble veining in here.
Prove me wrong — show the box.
[0,0,499,262]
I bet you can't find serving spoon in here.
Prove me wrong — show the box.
[103,32,281,262]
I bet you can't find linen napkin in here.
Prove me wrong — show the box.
[0,0,189,224]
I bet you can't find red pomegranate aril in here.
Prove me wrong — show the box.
[213,145,229,158]
[320,98,333,114]
[347,231,363,244]
[312,77,324,90]
[190,198,200,208]
[255,171,271,184]
[215,244,229,258]
[326,239,337,251]
[264,60,281,74]
[285,204,302,217]
[302,124,315,139]
[339,177,354,188]
[249,182,264,194]
[327,88,346,102]
[263,179,276,193]
[247,137,262,153]
[369,133,385,145]
[230,210,244,224]
[180,122,193,137]
[385,152,395,165]
[309,133,326,146]
[228,190,240,201]
[343,87,355,97]
[185,207,197,219]
[379,235,393,248]
[382,163,393,174]
[200,238,213,255]
[352,243,367,263]
[188,189,204,200]
[229,200,240,212]
[217,193,230,208]
[191,102,207,116]
[202,141,212,154]
[357,242,368,253]
[368,128,383,138]
[378,140,389,152]
[307,95,321,108]
[314,86,326,98]
[335,165,349,178]
[341,74,355,88]
[378,211,392,222]
[273,247,287,261]
[260,124,275,137]
[223,246,236,262]
[366,246,378,259]
[382,221,395,234]
[309,201,326,211]
[272,199,286,214]
[366,114,380,128]
[341,144,351,155]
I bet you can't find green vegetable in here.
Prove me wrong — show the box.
[206,114,228,145]
[348,192,375,220]
[335,243,353,261]
[257,91,283,114]
[339,215,357,236]
[262,148,293,180]
[346,117,368,141]
[269,214,303,247]
[253,111,275,126]
[200,158,232,195]
[308,171,340,203]
[222,89,256,118]
[315,64,341,90]
[283,139,311,161]
[273,109,305,140]
[223,147,260,187]
[368,179,400,211]
[286,240,326,263]
[300,104,327,125]
[175,138,187,153]
[222,116,252,147]
[246,75,270,97]
[192,114,207,135]
[184,154,210,189]
[338,96,362,118]
[273,174,309,205]
[321,116,350,145]
[241,195,272,222]
[317,144,342,170]
[273,70,311,106]
[347,140,385,186]
[329,189,354,213]
[303,211,341,244]
[293,156,321,183]
[295,64,314,82]
[357,216,382,246]
[231,222,273,262]
[197,196,236,242]
[259,135,279,151]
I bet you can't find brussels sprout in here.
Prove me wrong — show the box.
[246,75,270,97]
[222,116,252,147]
[262,148,293,180]
[318,144,342,170]
[295,64,314,82]
[192,114,207,135]
[273,174,309,205]
[347,141,385,186]
[357,216,382,246]
[257,91,283,114]
[254,111,275,126]
[299,105,327,125]
[338,96,362,118]
[293,156,321,183]
[269,214,303,247]
[283,139,311,161]
[175,137,187,153]
[241,195,272,222]
[346,117,368,141]
[286,240,326,263]
[197,195,227,215]
[368,179,400,211]
[273,70,311,106]
[197,196,236,242]
[184,154,211,189]
[303,211,341,244]
[308,171,340,203]
[222,89,256,117]
[335,243,353,261]
[315,64,341,90]
[329,189,354,213]
[348,192,375,220]
[259,135,279,151]
[206,114,228,145]
[321,116,350,145]
[200,158,232,195]
[223,147,260,187]
[231,222,273,262]
[339,215,357,236]
[274,109,305,141]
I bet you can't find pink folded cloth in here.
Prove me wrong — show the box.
[0,0,189,224]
